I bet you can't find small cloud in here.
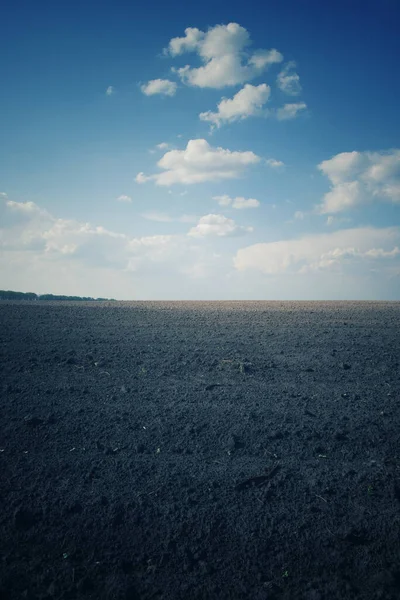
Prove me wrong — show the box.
[276,102,307,120]
[116,195,132,203]
[266,158,285,169]
[294,211,304,220]
[277,62,302,96]
[156,142,170,150]
[136,138,260,186]
[140,79,177,97]
[0,192,8,197]
[326,216,334,226]
[188,213,253,237]
[135,172,152,184]
[213,194,260,209]
[106,86,115,96]
[199,83,271,128]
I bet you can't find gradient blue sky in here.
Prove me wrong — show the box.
[1,0,399,299]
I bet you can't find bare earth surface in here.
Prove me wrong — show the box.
[1,301,400,600]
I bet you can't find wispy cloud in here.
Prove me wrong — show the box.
[141,211,197,223]
[276,102,307,120]
[265,158,285,168]
[213,195,260,209]
[116,195,132,203]
[156,142,170,150]
[277,61,301,96]
[105,86,115,96]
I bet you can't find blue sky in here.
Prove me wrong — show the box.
[1,0,399,299]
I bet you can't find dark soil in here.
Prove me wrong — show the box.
[1,301,400,600]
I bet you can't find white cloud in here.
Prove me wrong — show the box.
[199,83,270,128]
[166,27,205,56]
[234,227,400,275]
[106,86,114,96]
[1,198,399,299]
[140,79,177,96]
[248,49,283,70]
[116,195,132,203]
[166,23,283,88]
[277,62,302,95]
[135,172,152,184]
[188,213,253,238]
[294,211,305,220]
[136,138,261,186]
[266,158,285,168]
[0,197,201,276]
[156,142,170,150]
[317,149,400,213]
[276,102,307,120]
[213,195,260,209]
[5,199,51,219]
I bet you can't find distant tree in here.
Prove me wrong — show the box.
[0,290,38,300]
[0,290,115,301]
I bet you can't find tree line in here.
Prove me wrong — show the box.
[0,290,116,301]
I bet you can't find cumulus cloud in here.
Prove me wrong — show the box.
[188,213,253,237]
[213,195,260,209]
[317,149,400,213]
[140,79,177,96]
[116,195,132,203]
[276,102,307,120]
[277,62,301,95]
[234,227,400,275]
[166,27,205,56]
[106,86,114,96]
[165,23,283,88]
[199,83,270,128]
[0,197,200,276]
[135,138,261,186]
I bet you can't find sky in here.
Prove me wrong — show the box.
[1,0,400,300]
